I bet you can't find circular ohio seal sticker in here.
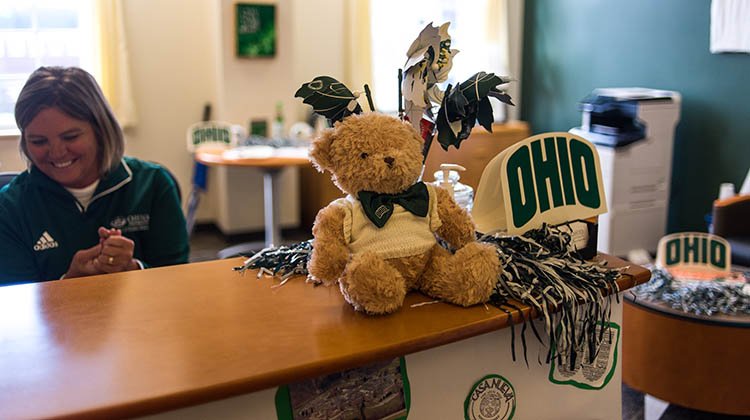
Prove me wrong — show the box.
[464,374,516,420]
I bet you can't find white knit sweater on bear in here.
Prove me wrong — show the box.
[335,184,442,260]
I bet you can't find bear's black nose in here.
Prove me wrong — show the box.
[384,156,395,166]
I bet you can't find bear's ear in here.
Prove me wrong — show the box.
[309,128,335,172]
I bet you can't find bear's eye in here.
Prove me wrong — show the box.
[360,152,369,159]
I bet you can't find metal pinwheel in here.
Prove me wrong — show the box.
[294,76,365,124]
[401,22,458,131]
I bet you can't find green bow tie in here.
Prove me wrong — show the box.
[357,182,429,228]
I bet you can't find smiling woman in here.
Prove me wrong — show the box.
[23,108,100,189]
[0,66,189,286]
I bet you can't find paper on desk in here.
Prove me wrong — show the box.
[222,146,309,160]
[223,146,274,159]
[274,147,309,159]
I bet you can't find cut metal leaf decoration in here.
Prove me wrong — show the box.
[435,72,514,151]
[403,23,441,78]
[402,22,458,133]
[399,22,513,161]
[295,76,362,124]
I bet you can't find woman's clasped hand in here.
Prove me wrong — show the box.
[65,227,139,278]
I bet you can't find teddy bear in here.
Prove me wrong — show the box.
[307,112,501,315]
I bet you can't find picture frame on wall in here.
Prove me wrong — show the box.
[235,3,276,58]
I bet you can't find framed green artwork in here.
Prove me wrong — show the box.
[235,3,276,58]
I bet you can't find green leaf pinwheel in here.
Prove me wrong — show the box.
[295,76,363,124]
[435,72,513,151]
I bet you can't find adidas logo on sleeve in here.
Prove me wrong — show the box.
[33,231,59,251]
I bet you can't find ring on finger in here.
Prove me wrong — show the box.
[107,256,115,265]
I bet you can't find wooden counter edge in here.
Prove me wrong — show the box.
[53,254,649,419]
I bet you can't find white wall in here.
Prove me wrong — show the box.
[122,0,221,220]
[121,0,345,227]
[290,0,346,123]
[0,140,24,172]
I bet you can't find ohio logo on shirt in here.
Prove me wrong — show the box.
[109,214,150,232]
[33,231,59,251]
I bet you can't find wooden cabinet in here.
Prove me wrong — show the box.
[299,164,346,230]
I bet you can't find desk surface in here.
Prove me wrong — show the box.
[195,146,310,168]
[0,255,648,419]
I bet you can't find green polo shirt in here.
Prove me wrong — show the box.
[0,157,189,286]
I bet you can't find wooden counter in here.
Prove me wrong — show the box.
[0,255,648,419]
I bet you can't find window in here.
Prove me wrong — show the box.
[0,0,96,133]
[369,0,509,117]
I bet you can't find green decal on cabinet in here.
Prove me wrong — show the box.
[464,374,516,420]
[549,322,620,390]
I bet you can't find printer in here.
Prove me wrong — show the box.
[570,88,681,257]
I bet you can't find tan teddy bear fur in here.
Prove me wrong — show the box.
[307,113,500,315]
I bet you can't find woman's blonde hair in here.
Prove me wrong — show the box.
[15,66,124,176]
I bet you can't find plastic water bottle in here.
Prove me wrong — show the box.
[271,101,284,139]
